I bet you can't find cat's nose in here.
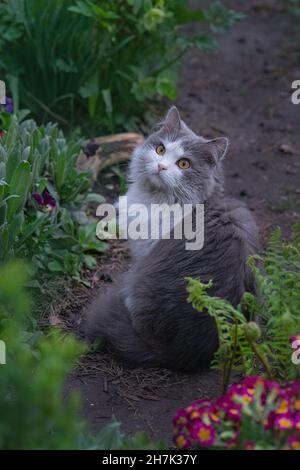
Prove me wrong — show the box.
[157,163,167,173]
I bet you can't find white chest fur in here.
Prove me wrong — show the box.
[122,184,175,260]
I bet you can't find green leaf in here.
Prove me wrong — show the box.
[194,33,218,52]
[79,80,98,99]
[205,1,245,33]
[68,1,93,17]
[56,58,78,74]
[85,192,105,204]
[7,160,32,221]
[83,254,97,269]
[0,180,8,202]
[156,77,177,100]
[48,260,64,273]
[15,214,48,253]
[6,146,22,182]
[101,89,113,115]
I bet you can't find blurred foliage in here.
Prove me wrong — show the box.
[81,421,165,450]
[0,261,84,449]
[289,0,300,16]
[0,261,165,449]
[186,224,300,392]
[0,116,106,282]
[0,0,243,134]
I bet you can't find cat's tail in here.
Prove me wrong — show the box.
[85,287,158,367]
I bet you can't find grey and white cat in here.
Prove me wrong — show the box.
[86,107,260,372]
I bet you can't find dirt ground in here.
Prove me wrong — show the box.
[64,1,300,445]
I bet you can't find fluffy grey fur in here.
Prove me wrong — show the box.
[85,107,260,372]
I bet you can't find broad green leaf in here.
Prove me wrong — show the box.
[7,160,32,221]
[85,192,105,204]
[48,260,64,273]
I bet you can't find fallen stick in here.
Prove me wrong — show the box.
[77,132,144,180]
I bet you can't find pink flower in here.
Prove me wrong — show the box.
[192,422,216,447]
[229,383,254,405]
[192,399,212,408]
[174,433,191,449]
[264,411,276,430]
[224,428,240,449]
[208,405,221,425]
[290,333,300,344]
[294,414,300,430]
[216,395,232,411]
[294,401,300,412]
[283,381,300,400]
[243,440,256,450]
[173,409,188,425]
[173,377,300,450]
[242,376,267,389]
[275,398,292,415]
[227,405,242,422]
[216,394,241,422]
[287,435,300,450]
[274,414,294,430]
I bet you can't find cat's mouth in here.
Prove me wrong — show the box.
[147,170,171,190]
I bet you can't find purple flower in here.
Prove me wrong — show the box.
[191,422,216,447]
[32,192,44,205]
[274,414,294,431]
[4,97,13,114]
[290,333,300,344]
[32,190,56,211]
[243,440,256,450]
[43,190,56,209]
[174,434,191,449]
[288,435,300,450]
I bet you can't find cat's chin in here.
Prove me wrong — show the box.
[147,173,169,191]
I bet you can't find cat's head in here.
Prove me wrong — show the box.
[129,107,229,203]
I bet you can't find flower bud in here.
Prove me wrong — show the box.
[244,321,261,341]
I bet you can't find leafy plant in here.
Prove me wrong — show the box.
[186,224,300,391]
[0,116,106,281]
[0,261,85,449]
[0,260,165,449]
[112,164,128,196]
[0,0,243,133]
[82,421,165,450]
[249,227,300,380]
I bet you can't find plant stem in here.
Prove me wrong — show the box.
[248,338,273,379]
[222,318,239,394]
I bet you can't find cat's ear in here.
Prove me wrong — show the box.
[207,137,229,164]
[164,106,181,134]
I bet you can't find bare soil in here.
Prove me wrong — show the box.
[64,1,300,445]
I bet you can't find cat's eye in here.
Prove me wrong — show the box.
[177,158,191,170]
[156,144,165,156]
